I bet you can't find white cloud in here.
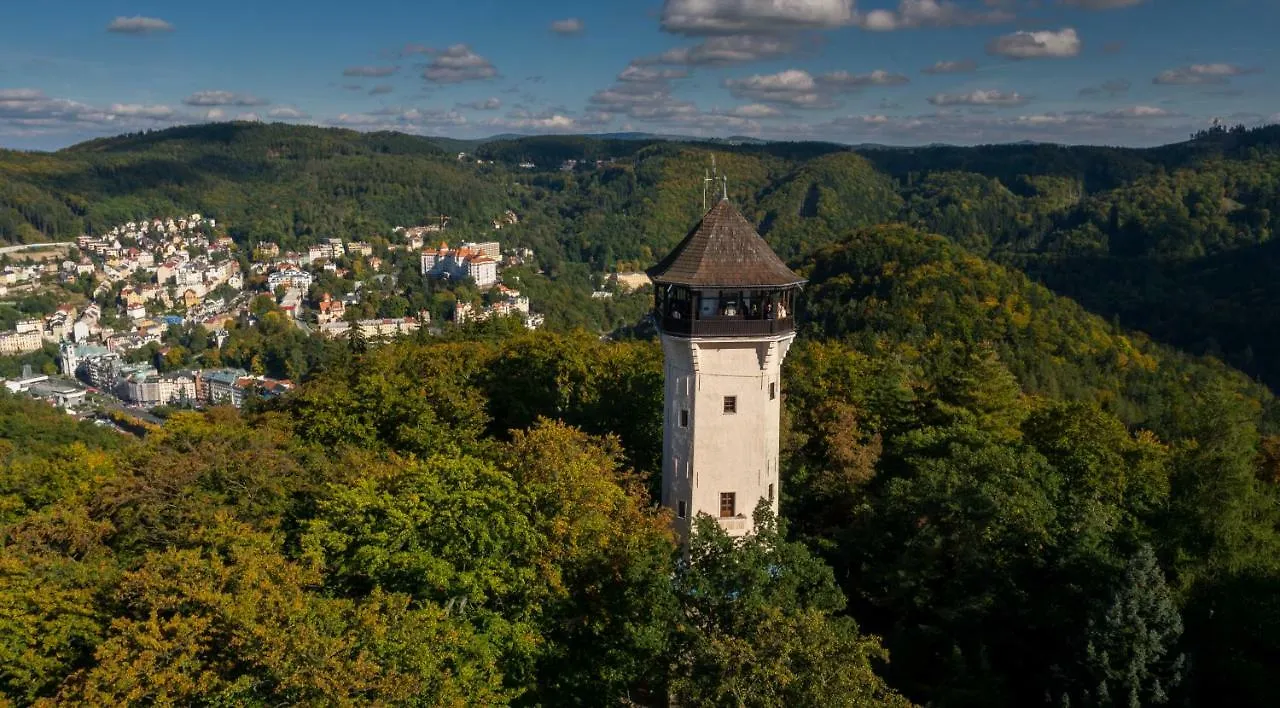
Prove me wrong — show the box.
[488,112,579,130]
[0,89,45,101]
[459,97,503,110]
[661,0,854,35]
[182,91,269,107]
[643,34,794,66]
[987,28,1081,59]
[818,69,910,89]
[333,107,469,132]
[723,69,830,107]
[858,0,1014,31]
[0,90,190,137]
[106,16,174,34]
[267,107,310,120]
[618,64,691,83]
[1153,63,1261,85]
[343,66,398,78]
[724,103,784,118]
[106,104,177,119]
[1099,105,1180,119]
[927,89,1028,106]
[422,44,498,83]
[790,104,1199,146]
[922,59,977,74]
[550,18,585,35]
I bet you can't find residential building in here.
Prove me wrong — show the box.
[421,242,499,288]
[267,268,313,290]
[120,368,197,406]
[0,328,43,355]
[461,241,501,259]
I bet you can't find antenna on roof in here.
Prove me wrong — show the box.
[701,154,721,209]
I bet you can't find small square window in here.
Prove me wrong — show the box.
[680,409,689,427]
[677,501,687,518]
[719,492,736,518]
[769,382,777,400]
[723,396,737,414]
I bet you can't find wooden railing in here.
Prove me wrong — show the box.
[658,314,795,337]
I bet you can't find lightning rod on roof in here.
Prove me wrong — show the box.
[702,154,720,211]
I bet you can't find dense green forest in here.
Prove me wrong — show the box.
[4,121,1280,705]
[3,220,1280,704]
[4,121,1280,384]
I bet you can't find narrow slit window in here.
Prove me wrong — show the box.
[719,492,736,518]
[768,483,775,502]
[723,396,737,414]
[677,501,687,518]
[769,382,777,400]
[680,409,689,427]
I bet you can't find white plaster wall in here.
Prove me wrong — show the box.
[661,332,793,538]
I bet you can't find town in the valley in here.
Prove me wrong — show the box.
[0,209,638,421]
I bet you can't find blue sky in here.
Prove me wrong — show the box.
[0,0,1276,149]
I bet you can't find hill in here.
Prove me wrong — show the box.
[3,221,1280,703]
[5,120,1280,386]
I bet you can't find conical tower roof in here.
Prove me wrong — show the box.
[646,199,804,289]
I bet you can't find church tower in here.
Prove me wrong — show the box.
[647,197,805,539]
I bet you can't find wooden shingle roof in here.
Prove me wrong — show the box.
[647,199,805,289]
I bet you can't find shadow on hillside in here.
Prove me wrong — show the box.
[1017,240,1280,390]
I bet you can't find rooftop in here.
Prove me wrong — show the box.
[647,199,805,290]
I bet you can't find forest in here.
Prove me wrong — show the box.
[3,121,1280,384]
[2,122,1280,705]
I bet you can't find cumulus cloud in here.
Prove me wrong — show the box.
[550,18,584,35]
[1099,105,1180,119]
[922,59,977,74]
[343,66,398,78]
[723,69,831,107]
[792,103,1197,147]
[1153,63,1261,85]
[0,89,45,101]
[105,104,177,119]
[422,44,499,83]
[333,106,469,132]
[987,28,1081,59]
[182,91,269,107]
[641,35,795,66]
[1078,78,1130,97]
[818,69,910,89]
[489,110,579,130]
[661,0,855,35]
[267,107,310,120]
[723,103,784,118]
[0,89,187,137]
[858,0,1014,31]
[618,64,691,82]
[459,97,502,110]
[106,16,174,34]
[927,89,1028,106]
